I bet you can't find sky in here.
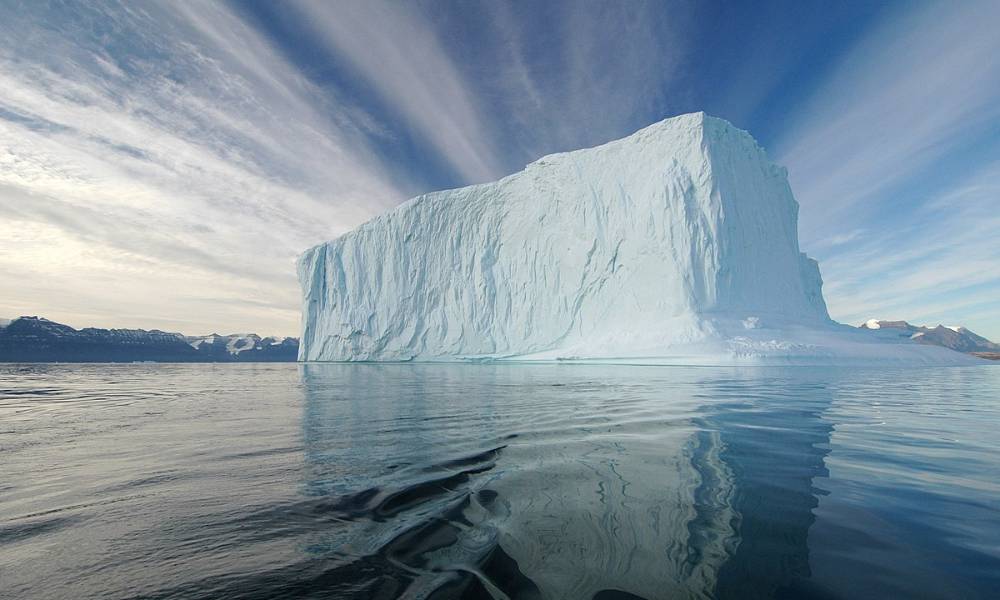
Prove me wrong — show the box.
[0,0,998,339]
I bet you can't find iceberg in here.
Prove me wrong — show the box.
[298,113,980,365]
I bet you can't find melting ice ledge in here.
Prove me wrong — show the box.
[298,113,982,366]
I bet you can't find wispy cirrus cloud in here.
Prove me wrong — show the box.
[777,0,1000,240]
[817,160,1000,332]
[0,0,996,340]
[1,0,693,335]
[0,0,403,334]
[288,0,507,184]
[290,0,691,181]
[775,0,1000,338]
[469,0,692,164]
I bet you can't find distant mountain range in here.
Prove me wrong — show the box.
[860,319,1000,360]
[0,317,298,363]
[1,315,995,363]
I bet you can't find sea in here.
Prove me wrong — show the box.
[1,362,998,599]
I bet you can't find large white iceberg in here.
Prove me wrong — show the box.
[298,113,979,365]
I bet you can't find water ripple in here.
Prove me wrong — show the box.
[0,363,998,599]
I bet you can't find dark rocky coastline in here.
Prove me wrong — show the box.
[0,316,298,363]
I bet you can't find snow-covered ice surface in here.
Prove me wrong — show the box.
[299,113,981,365]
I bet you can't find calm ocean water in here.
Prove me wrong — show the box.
[1,363,998,599]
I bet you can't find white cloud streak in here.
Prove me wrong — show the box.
[290,0,689,178]
[0,0,692,335]
[814,161,1000,338]
[490,1,689,157]
[777,0,1000,239]
[775,0,1000,339]
[289,0,506,184]
[1,0,995,342]
[0,0,403,335]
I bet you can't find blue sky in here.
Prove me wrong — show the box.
[0,0,997,338]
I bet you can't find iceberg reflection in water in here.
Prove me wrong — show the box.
[0,363,998,599]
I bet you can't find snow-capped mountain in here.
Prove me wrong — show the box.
[860,320,999,358]
[298,112,980,365]
[0,316,298,363]
[185,332,299,361]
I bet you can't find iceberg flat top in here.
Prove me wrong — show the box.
[298,113,982,365]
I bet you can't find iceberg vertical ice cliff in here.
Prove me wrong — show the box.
[299,113,980,364]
